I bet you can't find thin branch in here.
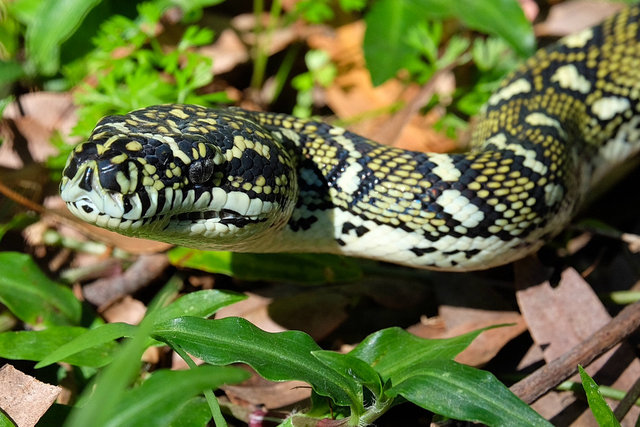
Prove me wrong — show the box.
[510,299,640,404]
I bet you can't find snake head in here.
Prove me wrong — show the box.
[60,104,298,249]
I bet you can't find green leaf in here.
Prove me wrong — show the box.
[66,305,158,427]
[578,365,621,427]
[26,0,102,75]
[154,289,246,323]
[388,359,551,426]
[167,396,212,427]
[0,327,117,367]
[0,252,81,326]
[104,366,249,427]
[349,326,485,382]
[313,350,383,398]
[0,411,15,427]
[363,0,533,85]
[152,316,362,408]
[364,0,441,85]
[453,0,534,57]
[35,323,137,368]
[0,60,25,86]
[167,249,362,284]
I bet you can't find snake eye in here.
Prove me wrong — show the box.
[189,158,215,184]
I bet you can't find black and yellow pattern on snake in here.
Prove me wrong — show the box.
[60,7,640,271]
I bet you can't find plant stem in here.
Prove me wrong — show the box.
[173,344,227,427]
[250,0,282,92]
[355,395,395,426]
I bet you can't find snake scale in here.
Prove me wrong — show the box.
[60,6,640,271]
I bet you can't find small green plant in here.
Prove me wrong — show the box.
[65,1,231,137]
[361,0,531,134]
[292,49,337,118]
[0,251,551,426]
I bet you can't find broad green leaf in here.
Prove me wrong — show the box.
[349,326,485,381]
[388,359,551,426]
[0,252,81,326]
[105,366,249,427]
[35,323,137,368]
[152,316,361,408]
[168,248,362,284]
[578,365,621,427]
[167,396,212,427]
[312,350,383,398]
[452,0,534,57]
[364,0,435,85]
[363,0,533,85]
[0,411,15,427]
[0,60,25,86]
[0,327,117,367]
[154,289,246,323]
[26,0,102,75]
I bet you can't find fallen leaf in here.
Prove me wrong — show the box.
[515,258,640,425]
[0,364,61,427]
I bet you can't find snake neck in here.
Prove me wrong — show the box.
[58,7,640,271]
[238,6,640,270]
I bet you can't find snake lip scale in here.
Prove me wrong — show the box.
[60,7,640,271]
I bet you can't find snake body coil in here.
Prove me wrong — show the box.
[61,7,640,271]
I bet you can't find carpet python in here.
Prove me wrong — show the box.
[60,6,640,271]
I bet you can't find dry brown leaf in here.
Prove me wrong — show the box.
[268,290,350,341]
[1,92,77,168]
[515,259,640,425]
[101,295,147,324]
[199,29,250,75]
[535,1,625,37]
[0,364,61,427]
[407,308,525,367]
[215,292,287,333]
[307,21,457,152]
[223,371,310,409]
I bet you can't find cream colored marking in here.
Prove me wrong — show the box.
[562,28,593,48]
[194,192,212,209]
[550,65,591,94]
[592,116,640,185]
[182,190,195,209]
[115,171,131,194]
[280,128,302,145]
[123,194,142,220]
[170,108,189,119]
[336,162,363,195]
[591,96,631,121]
[544,183,564,207]
[525,113,567,138]
[209,188,228,211]
[438,189,485,228]
[152,134,192,165]
[246,198,264,216]
[126,141,143,152]
[488,78,531,105]
[430,154,462,182]
[225,191,251,216]
[111,153,128,164]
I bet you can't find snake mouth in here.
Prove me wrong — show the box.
[60,166,272,240]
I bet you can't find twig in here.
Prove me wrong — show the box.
[510,299,640,404]
[83,253,171,308]
[613,373,640,420]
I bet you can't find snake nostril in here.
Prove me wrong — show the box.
[79,168,94,192]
